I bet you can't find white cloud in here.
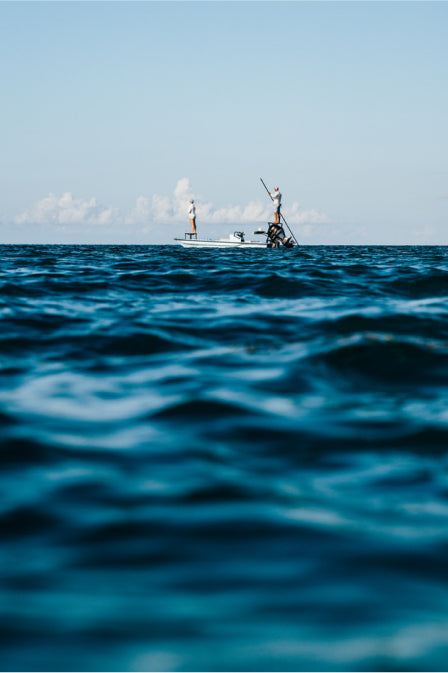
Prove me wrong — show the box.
[173,177,193,204]
[286,202,330,226]
[150,177,194,223]
[125,196,151,226]
[16,192,119,227]
[151,178,330,226]
[13,179,330,242]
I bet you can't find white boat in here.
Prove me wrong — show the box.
[175,226,295,249]
[175,231,265,249]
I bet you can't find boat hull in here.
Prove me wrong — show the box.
[174,238,267,249]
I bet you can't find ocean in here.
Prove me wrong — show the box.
[1,243,448,671]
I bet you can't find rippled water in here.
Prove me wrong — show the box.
[2,244,448,671]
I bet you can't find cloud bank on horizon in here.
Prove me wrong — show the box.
[15,178,330,233]
[16,192,120,227]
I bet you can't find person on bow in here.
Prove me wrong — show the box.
[188,200,197,235]
[268,187,282,224]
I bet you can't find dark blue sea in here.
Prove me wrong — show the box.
[2,244,448,672]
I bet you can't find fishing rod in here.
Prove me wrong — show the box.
[260,177,299,246]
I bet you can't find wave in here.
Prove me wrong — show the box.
[2,244,448,672]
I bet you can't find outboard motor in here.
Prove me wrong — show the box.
[266,223,294,248]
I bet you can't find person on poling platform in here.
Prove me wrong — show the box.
[260,177,297,247]
[268,187,282,224]
[188,200,197,235]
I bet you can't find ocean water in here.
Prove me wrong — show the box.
[1,243,448,672]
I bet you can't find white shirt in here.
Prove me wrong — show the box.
[272,190,282,208]
[189,202,196,218]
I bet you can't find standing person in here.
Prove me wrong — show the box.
[188,200,197,234]
[268,187,282,224]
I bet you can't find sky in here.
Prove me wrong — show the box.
[0,0,447,245]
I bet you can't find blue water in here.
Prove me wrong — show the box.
[1,244,448,671]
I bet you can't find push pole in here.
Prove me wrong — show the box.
[260,178,299,246]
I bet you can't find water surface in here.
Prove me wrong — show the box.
[1,244,448,671]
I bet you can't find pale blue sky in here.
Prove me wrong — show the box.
[1,1,447,244]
